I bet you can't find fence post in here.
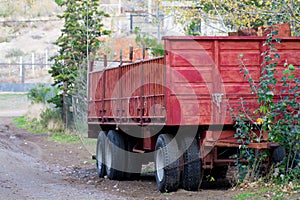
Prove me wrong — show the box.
[8,60,11,78]
[32,52,35,75]
[19,56,25,83]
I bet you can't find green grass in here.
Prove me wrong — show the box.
[13,116,47,134]
[13,116,81,143]
[235,181,300,200]
[50,131,80,143]
[236,190,261,200]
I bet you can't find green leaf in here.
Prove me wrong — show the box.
[274,54,280,59]
[271,30,279,35]
[288,64,295,71]
[283,69,289,74]
[288,74,295,79]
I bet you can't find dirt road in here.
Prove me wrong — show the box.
[0,94,236,199]
[0,117,125,199]
[0,117,238,200]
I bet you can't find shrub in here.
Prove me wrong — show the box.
[232,24,299,184]
[27,84,54,104]
[40,107,64,132]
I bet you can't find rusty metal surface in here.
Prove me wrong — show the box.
[88,57,165,125]
[88,36,300,127]
[164,36,300,126]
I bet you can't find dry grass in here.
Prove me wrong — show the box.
[47,118,64,132]
[26,102,47,121]
[0,67,52,83]
[0,0,62,18]
[25,102,64,132]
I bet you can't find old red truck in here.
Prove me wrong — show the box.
[87,36,300,192]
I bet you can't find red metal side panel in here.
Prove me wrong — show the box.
[88,71,103,119]
[163,36,300,126]
[141,58,165,122]
[89,36,300,127]
[164,38,214,125]
[219,39,263,124]
[88,57,165,125]
[273,40,300,93]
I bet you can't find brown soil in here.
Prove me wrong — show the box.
[0,116,239,199]
[0,93,240,199]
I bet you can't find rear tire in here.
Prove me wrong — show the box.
[272,146,285,164]
[96,131,107,178]
[178,136,203,191]
[155,134,180,193]
[105,130,126,180]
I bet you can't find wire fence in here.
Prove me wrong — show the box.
[0,51,53,84]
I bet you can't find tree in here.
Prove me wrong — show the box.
[49,0,110,108]
[134,27,164,57]
[167,0,300,35]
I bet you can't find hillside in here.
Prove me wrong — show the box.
[0,0,63,84]
[0,0,63,61]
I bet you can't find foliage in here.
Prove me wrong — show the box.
[235,180,299,199]
[40,107,64,132]
[232,24,299,184]
[0,2,14,17]
[167,0,300,35]
[54,0,65,6]
[27,84,54,104]
[13,115,80,143]
[48,0,110,108]
[5,49,25,58]
[184,18,201,36]
[50,131,80,143]
[134,26,164,57]
[13,116,47,134]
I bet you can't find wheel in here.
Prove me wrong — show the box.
[178,136,203,191]
[105,130,126,180]
[96,131,107,178]
[155,134,180,193]
[272,146,285,164]
[125,137,142,180]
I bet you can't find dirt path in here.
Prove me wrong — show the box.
[0,93,237,199]
[0,117,238,200]
[0,117,124,200]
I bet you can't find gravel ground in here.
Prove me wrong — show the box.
[0,93,238,199]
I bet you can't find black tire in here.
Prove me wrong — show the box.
[272,146,285,164]
[96,131,107,178]
[125,137,142,180]
[155,134,180,193]
[178,136,203,191]
[105,130,126,180]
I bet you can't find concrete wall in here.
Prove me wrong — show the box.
[0,83,48,92]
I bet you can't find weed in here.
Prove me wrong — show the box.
[235,191,256,200]
[27,84,54,104]
[13,116,47,134]
[231,23,299,186]
[50,130,80,143]
[13,115,80,143]
[5,49,25,58]
[40,107,64,132]
[26,103,47,121]
[235,181,299,200]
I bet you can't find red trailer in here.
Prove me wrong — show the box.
[88,36,300,192]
